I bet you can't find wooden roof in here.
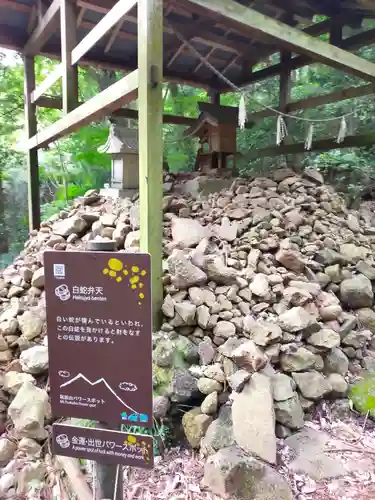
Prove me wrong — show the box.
[1,0,375,89]
[184,101,238,136]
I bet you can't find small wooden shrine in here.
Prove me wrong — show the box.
[184,102,238,172]
[98,118,139,194]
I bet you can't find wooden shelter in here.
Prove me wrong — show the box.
[3,0,375,325]
[184,102,238,172]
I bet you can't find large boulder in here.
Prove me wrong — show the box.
[340,275,373,309]
[203,446,292,500]
[232,373,276,464]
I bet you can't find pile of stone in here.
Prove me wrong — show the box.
[1,167,375,497]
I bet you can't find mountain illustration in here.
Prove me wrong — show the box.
[60,374,139,414]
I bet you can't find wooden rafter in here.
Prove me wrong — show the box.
[237,27,375,88]
[23,0,60,55]
[189,0,375,81]
[104,18,124,52]
[71,0,137,65]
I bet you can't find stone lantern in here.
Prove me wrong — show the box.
[98,118,139,197]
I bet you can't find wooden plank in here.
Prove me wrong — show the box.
[30,64,62,104]
[23,56,40,231]
[61,0,79,114]
[138,0,164,329]
[244,131,375,160]
[71,0,138,65]
[247,83,375,122]
[188,0,375,82]
[27,69,138,149]
[23,0,60,55]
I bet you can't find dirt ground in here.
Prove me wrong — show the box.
[121,402,375,500]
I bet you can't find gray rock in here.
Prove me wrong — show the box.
[356,260,375,281]
[8,381,48,440]
[182,407,212,449]
[357,308,375,333]
[174,301,196,324]
[153,395,170,419]
[292,371,332,400]
[201,405,235,456]
[197,378,223,395]
[340,275,373,309]
[276,248,305,273]
[201,392,218,415]
[161,294,174,318]
[278,307,315,333]
[213,320,236,339]
[52,216,88,237]
[227,369,251,392]
[271,373,295,401]
[203,446,293,500]
[274,395,305,430]
[204,256,237,285]
[167,250,207,288]
[198,338,215,365]
[169,370,199,403]
[280,347,316,372]
[250,273,269,297]
[18,309,44,341]
[244,319,282,348]
[232,373,276,464]
[342,329,372,349]
[231,340,268,372]
[327,373,348,397]
[324,348,349,375]
[31,267,45,289]
[285,428,348,480]
[3,371,35,395]
[0,438,17,466]
[172,218,208,248]
[307,328,341,349]
[19,346,48,375]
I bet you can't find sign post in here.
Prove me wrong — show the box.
[44,241,153,499]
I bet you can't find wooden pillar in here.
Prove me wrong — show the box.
[209,89,220,105]
[279,51,291,114]
[279,50,293,168]
[24,56,40,231]
[138,0,164,329]
[61,0,78,114]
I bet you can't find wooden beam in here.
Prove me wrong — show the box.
[23,56,40,231]
[228,27,375,90]
[247,83,375,122]
[244,131,375,160]
[27,70,138,149]
[138,0,164,329]
[30,64,62,104]
[61,0,79,114]
[188,0,375,82]
[71,0,137,65]
[23,0,60,55]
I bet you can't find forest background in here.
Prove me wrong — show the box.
[1,17,375,267]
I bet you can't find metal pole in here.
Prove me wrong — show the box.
[86,240,123,500]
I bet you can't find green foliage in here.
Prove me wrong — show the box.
[349,375,375,418]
